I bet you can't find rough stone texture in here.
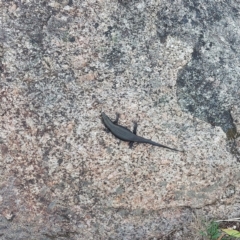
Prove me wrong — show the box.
[0,0,240,239]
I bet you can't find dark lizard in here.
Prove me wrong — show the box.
[101,112,183,152]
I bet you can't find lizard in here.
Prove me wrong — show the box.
[101,112,183,152]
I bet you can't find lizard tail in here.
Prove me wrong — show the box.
[149,140,184,152]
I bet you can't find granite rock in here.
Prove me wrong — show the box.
[0,0,240,239]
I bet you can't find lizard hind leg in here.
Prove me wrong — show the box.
[128,141,134,148]
[129,121,138,148]
[132,121,138,135]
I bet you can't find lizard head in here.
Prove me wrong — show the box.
[101,112,111,126]
[101,112,107,121]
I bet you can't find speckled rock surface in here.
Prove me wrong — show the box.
[0,0,240,239]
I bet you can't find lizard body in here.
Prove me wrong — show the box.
[101,112,183,152]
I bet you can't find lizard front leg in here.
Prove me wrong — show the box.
[113,112,120,124]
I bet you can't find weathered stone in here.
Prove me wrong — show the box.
[1,0,240,239]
